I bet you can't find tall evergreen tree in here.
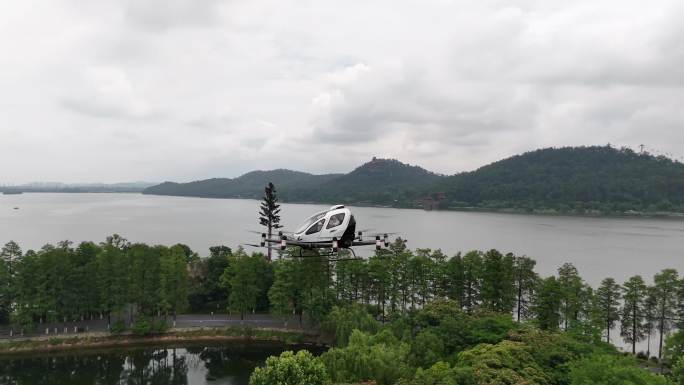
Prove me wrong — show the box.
[558,263,584,331]
[621,275,648,354]
[368,255,391,321]
[652,269,680,359]
[1,241,22,278]
[461,251,483,313]
[643,287,659,358]
[480,250,515,313]
[513,256,538,322]
[595,277,622,343]
[445,253,465,306]
[0,259,9,323]
[534,276,562,330]
[159,245,190,320]
[221,249,263,320]
[1,241,22,317]
[259,182,283,261]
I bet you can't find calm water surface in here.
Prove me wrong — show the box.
[0,343,320,385]
[1,193,683,285]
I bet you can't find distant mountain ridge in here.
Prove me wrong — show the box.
[145,169,341,199]
[143,146,684,214]
[0,181,156,194]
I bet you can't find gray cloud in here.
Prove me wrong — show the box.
[0,0,683,183]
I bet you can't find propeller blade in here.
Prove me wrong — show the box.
[242,243,280,251]
[246,229,295,235]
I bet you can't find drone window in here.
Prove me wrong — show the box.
[326,213,345,229]
[306,218,326,235]
[296,212,326,233]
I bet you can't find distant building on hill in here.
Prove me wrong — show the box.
[419,192,445,210]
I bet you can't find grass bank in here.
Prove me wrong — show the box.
[0,326,324,356]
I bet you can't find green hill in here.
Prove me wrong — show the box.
[438,146,684,213]
[144,169,341,199]
[144,146,684,214]
[282,158,443,205]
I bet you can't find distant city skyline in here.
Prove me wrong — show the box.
[2,0,683,183]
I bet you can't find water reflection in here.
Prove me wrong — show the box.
[0,343,318,385]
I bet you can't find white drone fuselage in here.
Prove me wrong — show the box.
[293,205,354,243]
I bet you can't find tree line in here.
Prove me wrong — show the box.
[1,237,681,360]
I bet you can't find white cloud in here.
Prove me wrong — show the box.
[0,0,683,183]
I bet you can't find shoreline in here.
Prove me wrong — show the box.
[0,326,324,357]
[141,192,684,220]
[7,191,684,220]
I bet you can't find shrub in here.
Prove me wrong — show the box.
[320,329,412,385]
[405,361,476,385]
[152,319,168,333]
[568,354,669,385]
[249,350,330,385]
[110,320,126,334]
[672,357,684,385]
[322,303,379,347]
[456,340,551,385]
[131,318,152,336]
[409,329,446,368]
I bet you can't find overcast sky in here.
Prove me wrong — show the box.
[1,0,683,183]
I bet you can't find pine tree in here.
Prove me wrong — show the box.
[621,275,648,354]
[534,276,562,330]
[259,182,283,261]
[1,241,22,317]
[221,250,261,320]
[558,263,584,331]
[461,251,483,313]
[643,287,658,358]
[513,256,538,322]
[652,269,680,359]
[1,241,22,278]
[595,277,622,343]
[480,249,515,313]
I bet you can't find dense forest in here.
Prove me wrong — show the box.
[143,146,684,214]
[438,146,684,213]
[1,237,683,384]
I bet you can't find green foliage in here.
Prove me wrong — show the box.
[249,350,330,385]
[268,252,329,325]
[110,319,126,334]
[665,330,684,364]
[131,317,152,336]
[145,146,684,213]
[595,277,622,343]
[439,146,684,213]
[404,361,476,385]
[456,340,551,385]
[621,275,649,353]
[672,357,684,385]
[510,325,621,384]
[221,249,272,319]
[409,329,445,368]
[159,244,190,316]
[568,354,669,385]
[322,303,379,347]
[533,276,562,330]
[652,269,680,358]
[321,329,413,385]
[259,182,283,261]
[480,249,515,313]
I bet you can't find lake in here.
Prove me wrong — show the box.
[1,193,683,286]
[0,342,321,385]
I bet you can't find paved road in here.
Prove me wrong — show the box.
[0,314,306,340]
